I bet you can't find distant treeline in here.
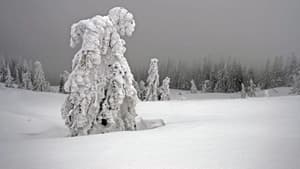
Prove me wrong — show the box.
[132,53,300,92]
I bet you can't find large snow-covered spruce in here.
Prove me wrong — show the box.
[145,58,159,101]
[61,7,138,136]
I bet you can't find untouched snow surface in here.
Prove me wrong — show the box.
[0,85,300,169]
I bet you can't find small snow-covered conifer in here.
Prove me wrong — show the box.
[190,79,198,93]
[158,77,170,101]
[138,80,146,100]
[291,70,300,95]
[202,80,210,93]
[145,58,159,101]
[33,61,49,91]
[21,60,33,90]
[5,64,14,88]
[61,7,138,136]
[247,79,256,97]
[240,83,246,98]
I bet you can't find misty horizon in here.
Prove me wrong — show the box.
[0,0,299,84]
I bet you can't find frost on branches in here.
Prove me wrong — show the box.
[33,61,50,91]
[61,7,138,136]
[145,58,159,101]
[158,77,170,101]
[138,80,146,100]
[190,79,198,93]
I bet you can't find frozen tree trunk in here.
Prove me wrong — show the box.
[61,7,138,136]
[158,77,170,101]
[190,79,198,93]
[33,61,49,91]
[145,58,159,101]
[240,83,246,98]
[5,64,14,88]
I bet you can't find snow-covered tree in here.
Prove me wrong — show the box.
[240,83,246,98]
[5,64,13,88]
[61,7,138,136]
[0,58,6,82]
[202,80,210,93]
[291,70,300,95]
[247,79,256,97]
[158,77,170,101]
[145,58,159,101]
[14,65,21,87]
[190,79,197,93]
[138,80,146,100]
[33,61,49,91]
[21,60,33,90]
[59,70,70,93]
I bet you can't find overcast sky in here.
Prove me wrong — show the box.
[0,0,299,83]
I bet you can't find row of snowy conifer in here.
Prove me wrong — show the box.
[0,57,51,91]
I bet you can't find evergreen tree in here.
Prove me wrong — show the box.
[145,58,159,101]
[21,59,33,90]
[5,64,13,88]
[240,83,246,98]
[61,7,138,136]
[158,77,170,101]
[33,61,49,91]
[59,70,69,93]
[247,79,256,97]
[190,79,198,93]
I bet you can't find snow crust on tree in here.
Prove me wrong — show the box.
[158,77,170,101]
[33,61,49,91]
[247,79,256,97]
[61,7,138,136]
[5,64,13,88]
[190,79,198,93]
[145,58,159,101]
[59,70,69,93]
[240,83,246,98]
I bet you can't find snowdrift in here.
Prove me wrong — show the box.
[0,86,299,169]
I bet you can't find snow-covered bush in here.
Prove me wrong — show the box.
[190,79,197,93]
[5,64,14,88]
[59,70,69,93]
[158,77,170,101]
[0,59,6,82]
[145,58,159,101]
[247,79,256,97]
[33,61,50,91]
[61,7,138,136]
[240,83,246,98]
